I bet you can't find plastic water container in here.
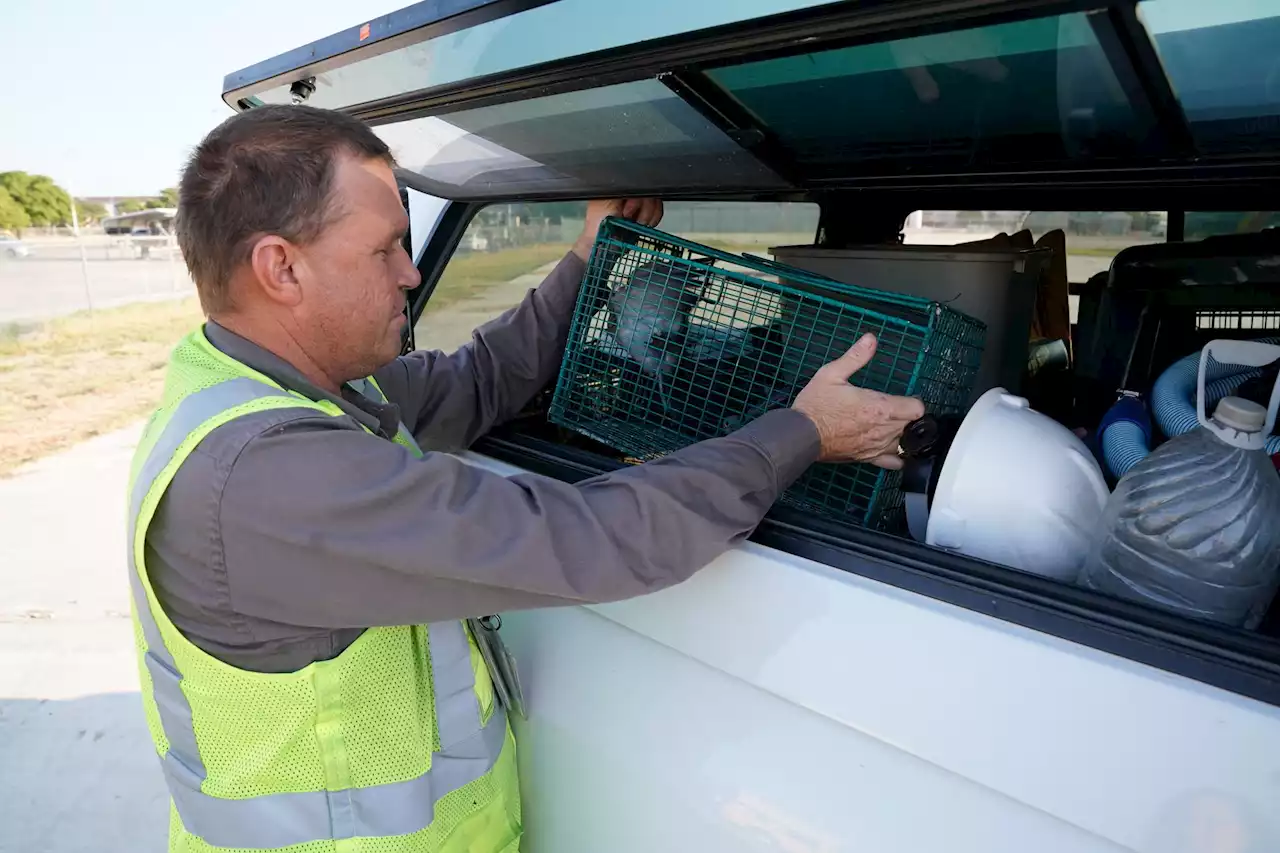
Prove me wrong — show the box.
[1080,341,1280,628]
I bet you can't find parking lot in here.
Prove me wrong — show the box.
[0,236,195,325]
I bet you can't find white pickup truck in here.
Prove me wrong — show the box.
[225,1,1280,850]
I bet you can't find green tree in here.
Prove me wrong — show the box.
[0,187,31,234]
[117,199,148,214]
[76,199,108,223]
[0,172,73,226]
[158,187,179,208]
[144,198,167,210]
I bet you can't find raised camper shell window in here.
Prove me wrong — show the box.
[703,13,1151,170]
[376,81,788,199]
[1137,0,1280,153]
[225,0,838,112]
[229,0,1280,201]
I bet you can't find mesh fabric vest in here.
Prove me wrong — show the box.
[126,328,520,852]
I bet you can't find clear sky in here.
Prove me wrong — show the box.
[0,1,402,197]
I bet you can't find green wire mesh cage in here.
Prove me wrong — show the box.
[548,217,987,530]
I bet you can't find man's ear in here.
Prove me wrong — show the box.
[248,235,304,307]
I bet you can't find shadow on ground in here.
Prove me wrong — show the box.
[0,691,168,852]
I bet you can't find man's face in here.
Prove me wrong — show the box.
[294,153,420,381]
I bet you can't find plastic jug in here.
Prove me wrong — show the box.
[1080,340,1280,628]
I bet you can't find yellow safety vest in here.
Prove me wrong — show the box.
[126,328,520,852]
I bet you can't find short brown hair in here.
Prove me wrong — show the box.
[176,104,394,314]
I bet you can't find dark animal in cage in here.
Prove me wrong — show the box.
[603,259,707,413]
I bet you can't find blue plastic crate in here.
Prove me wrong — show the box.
[548,217,986,530]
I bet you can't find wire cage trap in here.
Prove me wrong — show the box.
[548,217,987,530]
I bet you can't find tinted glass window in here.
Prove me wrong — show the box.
[904,210,1165,282]
[415,201,817,352]
[378,81,786,200]
[659,201,819,259]
[234,0,836,111]
[1184,211,1280,240]
[1138,1,1280,153]
[416,203,582,353]
[706,14,1152,172]
[904,209,1167,333]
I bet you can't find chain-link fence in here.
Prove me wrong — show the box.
[0,225,195,328]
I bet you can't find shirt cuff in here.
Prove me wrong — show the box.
[735,407,822,492]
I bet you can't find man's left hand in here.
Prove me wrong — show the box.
[572,198,664,262]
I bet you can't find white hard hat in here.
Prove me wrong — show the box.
[920,388,1110,581]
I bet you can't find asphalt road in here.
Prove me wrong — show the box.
[0,241,196,325]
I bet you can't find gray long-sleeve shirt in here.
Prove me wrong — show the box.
[146,251,821,673]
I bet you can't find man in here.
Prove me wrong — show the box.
[127,104,924,852]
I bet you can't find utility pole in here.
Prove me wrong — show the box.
[169,229,180,292]
[67,182,94,313]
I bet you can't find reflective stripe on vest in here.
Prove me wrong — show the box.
[128,376,504,848]
[352,376,423,452]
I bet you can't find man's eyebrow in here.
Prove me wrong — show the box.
[378,208,407,239]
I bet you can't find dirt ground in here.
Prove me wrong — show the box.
[0,298,204,475]
[0,245,574,476]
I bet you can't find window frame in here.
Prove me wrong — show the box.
[404,189,1280,708]
[377,80,791,200]
[402,194,478,354]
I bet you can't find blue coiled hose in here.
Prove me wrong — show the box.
[1099,396,1151,480]
[1100,337,1280,479]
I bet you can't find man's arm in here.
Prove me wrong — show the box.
[374,250,585,452]
[210,407,819,628]
[375,198,663,451]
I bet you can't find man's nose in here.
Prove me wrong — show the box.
[399,250,422,290]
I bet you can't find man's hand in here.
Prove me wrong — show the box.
[572,198,664,262]
[792,333,926,470]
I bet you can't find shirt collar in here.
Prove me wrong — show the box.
[203,320,401,439]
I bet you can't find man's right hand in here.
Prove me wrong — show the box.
[572,198,663,262]
[792,333,926,469]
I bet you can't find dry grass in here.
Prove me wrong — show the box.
[430,244,571,309]
[0,246,573,475]
[0,298,204,476]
